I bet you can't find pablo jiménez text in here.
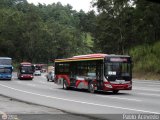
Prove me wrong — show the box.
[123,114,159,120]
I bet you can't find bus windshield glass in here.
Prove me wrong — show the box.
[105,62,131,77]
[0,68,11,73]
[21,66,33,74]
[0,58,11,65]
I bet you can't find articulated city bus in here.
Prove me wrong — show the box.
[54,54,132,93]
[17,62,34,80]
[0,57,13,80]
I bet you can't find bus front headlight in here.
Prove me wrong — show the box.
[105,84,112,88]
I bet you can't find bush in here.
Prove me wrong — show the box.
[129,41,160,74]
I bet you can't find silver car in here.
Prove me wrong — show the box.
[46,71,54,82]
[34,70,41,76]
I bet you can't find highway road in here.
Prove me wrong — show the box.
[0,73,160,120]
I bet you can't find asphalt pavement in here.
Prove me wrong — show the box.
[0,95,99,120]
[0,73,160,120]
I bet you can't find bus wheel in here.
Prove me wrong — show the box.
[113,90,119,94]
[63,80,68,90]
[88,82,95,93]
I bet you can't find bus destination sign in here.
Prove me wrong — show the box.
[110,58,128,62]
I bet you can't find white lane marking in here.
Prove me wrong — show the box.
[96,95,142,102]
[0,83,159,114]
[133,81,160,85]
[145,84,160,87]
[137,93,160,97]
[134,87,160,92]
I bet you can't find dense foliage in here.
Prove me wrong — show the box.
[0,0,95,63]
[0,0,160,75]
[93,0,160,54]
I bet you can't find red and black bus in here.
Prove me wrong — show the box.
[17,62,34,80]
[54,54,132,93]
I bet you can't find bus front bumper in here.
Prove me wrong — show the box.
[103,82,132,91]
[0,75,12,80]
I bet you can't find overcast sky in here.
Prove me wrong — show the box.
[27,0,94,12]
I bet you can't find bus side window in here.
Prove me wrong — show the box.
[81,69,87,76]
[88,66,96,77]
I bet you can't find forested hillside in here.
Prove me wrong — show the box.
[0,0,160,77]
[0,0,95,62]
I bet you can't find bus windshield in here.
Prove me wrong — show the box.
[0,68,11,73]
[105,62,131,77]
[20,66,33,74]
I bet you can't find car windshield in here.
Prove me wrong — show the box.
[105,62,131,77]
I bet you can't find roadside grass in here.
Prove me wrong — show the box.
[133,72,160,80]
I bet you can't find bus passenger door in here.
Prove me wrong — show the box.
[69,63,76,87]
[96,62,103,90]
[70,75,76,87]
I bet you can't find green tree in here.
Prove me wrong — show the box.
[92,0,136,54]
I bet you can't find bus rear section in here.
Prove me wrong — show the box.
[0,65,13,80]
[17,62,34,80]
[54,54,132,93]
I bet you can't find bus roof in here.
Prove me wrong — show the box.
[73,53,107,58]
[55,53,106,62]
[20,62,32,65]
[0,57,11,59]
[55,53,130,63]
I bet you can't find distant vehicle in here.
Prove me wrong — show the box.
[0,57,13,80]
[46,71,54,82]
[54,54,132,93]
[34,70,41,76]
[41,68,46,73]
[33,64,47,73]
[17,62,34,80]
